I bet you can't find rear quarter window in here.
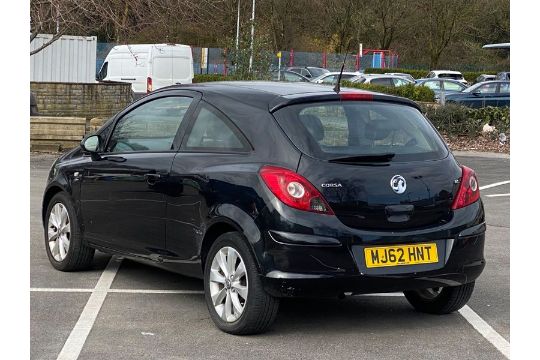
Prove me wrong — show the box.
[273,101,448,162]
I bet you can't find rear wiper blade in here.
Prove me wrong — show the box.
[328,153,395,163]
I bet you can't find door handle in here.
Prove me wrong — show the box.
[144,173,162,185]
[121,77,136,81]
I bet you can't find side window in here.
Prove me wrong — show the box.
[97,62,108,81]
[393,78,409,87]
[107,96,193,153]
[321,75,337,84]
[284,72,301,82]
[423,81,441,90]
[443,81,463,91]
[185,104,249,151]
[499,83,510,94]
[97,121,114,146]
[370,78,394,87]
[427,72,435,78]
[477,83,498,94]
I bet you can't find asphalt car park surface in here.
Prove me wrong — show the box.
[30,153,510,360]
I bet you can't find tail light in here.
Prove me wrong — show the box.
[451,165,480,210]
[147,77,153,93]
[259,166,334,215]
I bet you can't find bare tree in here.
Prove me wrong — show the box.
[30,0,87,55]
[416,0,472,68]
[356,0,411,50]
[30,0,227,55]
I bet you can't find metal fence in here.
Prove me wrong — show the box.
[31,34,97,83]
[95,43,399,76]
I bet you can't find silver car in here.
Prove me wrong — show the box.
[349,74,415,87]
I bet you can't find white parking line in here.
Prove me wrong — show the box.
[360,293,509,358]
[30,288,204,294]
[35,278,509,359]
[485,193,510,198]
[459,305,510,359]
[108,289,204,294]
[479,180,510,191]
[30,288,94,293]
[56,256,122,360]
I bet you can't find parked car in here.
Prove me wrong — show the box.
[445,80,509,108]
[310,71,361,84]
[350,74,414,87]
[426,70,468,85]
[271,70,310,82]
[43,82,485,335]
[474,74,497,84]
[286,66,329,79]
[385,72,415,83]
[415,78,467,102]
[96,44,194,97]
[497,72,510,81]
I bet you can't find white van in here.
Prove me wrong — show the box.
[97,44,194,95]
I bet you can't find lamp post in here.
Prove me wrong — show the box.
[235,0,240,52]
[248,0,255,72]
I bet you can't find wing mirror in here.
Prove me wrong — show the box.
[472,90,482,96]
[80,135,102,160]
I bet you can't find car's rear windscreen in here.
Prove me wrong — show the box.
[273,101,448,162]
[439,73,464,80]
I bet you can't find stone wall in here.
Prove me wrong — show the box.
[30,81,133,120]
[30,116,87,152]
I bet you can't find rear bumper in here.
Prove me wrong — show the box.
[261,248,484,298]
[262,266,484,298]
[259,201,486,297]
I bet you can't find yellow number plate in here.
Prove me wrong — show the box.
[364,243,438,268]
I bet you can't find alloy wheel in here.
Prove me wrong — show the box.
[417,287,443,300]
[47,203,71,261]
[209,246,249,322]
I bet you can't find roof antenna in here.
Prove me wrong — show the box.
[333,50,349,93]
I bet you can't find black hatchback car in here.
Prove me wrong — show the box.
[43,82,485,334]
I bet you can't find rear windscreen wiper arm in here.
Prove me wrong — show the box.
[328,153,395,163]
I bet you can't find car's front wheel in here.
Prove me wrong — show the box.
[204,232,279,335]
[404,282,475,314]
[44,192,95,271]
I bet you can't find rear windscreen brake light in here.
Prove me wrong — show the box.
[339,92,374,101]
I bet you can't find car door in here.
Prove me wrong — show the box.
[166,101,252,261]
[497,82,510,107]
[80,93,199,257]
[464,82,498,108]
[442,80,465,94]
[421,80,443,100]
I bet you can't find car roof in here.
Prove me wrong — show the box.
[476,80,509,84]
[360,74,397,78]
[153,81,421,112]
[416,78,465,83]
[317,72,360,77]
[430,70,463,74]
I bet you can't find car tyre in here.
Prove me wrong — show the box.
[44,192,95,271]
[404,282,475,314]
[204,231,279,335]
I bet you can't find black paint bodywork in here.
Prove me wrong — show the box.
[43,81,485,297]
